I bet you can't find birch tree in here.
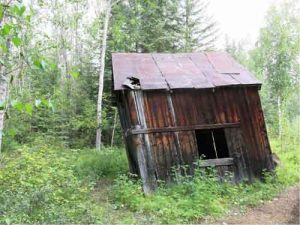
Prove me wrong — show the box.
[255,0,300,138]
[0,5,9,152]
[96,0,111,150]
[0,1,26,151]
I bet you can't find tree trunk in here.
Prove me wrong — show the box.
[96,0,111,150]
[0,4,11,153]
[277,95,282,139]
[0,67,8,153]
[110,107,117,147]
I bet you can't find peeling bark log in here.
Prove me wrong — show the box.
[96,0,111,150]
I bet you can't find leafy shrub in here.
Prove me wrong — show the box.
[0,146,96,224]
[271,139,300,186]
[112,168,231,224]
[74,147,129,181]
[112,139,300,224]
[1,137,298,224]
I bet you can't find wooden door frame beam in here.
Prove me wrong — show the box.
[126,122,240,136]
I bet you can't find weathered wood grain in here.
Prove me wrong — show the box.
[116,86,273,191]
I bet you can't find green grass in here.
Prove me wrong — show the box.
[110,138,300,224]
[0,137,298,224]
[0,142,130,224]
[74,147,128,182]
[271,138,300,186]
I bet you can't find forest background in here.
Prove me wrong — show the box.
[0,0,299,224]
[1,0,299,150]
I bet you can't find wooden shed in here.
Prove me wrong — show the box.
[112,52,274,193]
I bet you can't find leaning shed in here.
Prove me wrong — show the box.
[112,52,274,193]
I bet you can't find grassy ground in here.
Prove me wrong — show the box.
[0,137,299,224]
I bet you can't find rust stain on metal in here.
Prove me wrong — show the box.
[112,52,261,90]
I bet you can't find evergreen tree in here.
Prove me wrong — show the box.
[110,0,181,53]
[180,0,217,51]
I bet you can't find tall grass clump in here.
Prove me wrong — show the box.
[271,139,300,186]
[74,147,129,182]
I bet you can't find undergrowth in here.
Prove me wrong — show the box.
[74,147,128,182]
[0,137,298,224]
[111,139,300,224]
[0,144,97,224]
[0,140,129,224]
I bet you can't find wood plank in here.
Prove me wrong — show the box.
[178,131,198,167]
[249,89,274,171]
[166,93,183,165]
[131,91,157,194]
[236,87,255,181]
[128,123,240,135]
[198,158,234,167]
[225,127,249,182]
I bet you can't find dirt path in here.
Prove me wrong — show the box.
[216,185,300,224]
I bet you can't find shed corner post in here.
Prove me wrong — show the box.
[132,125,157,195]
[131,90,157,194]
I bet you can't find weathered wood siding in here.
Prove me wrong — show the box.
[117,86,274,187]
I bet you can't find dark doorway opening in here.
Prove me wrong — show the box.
[195,128,230,159]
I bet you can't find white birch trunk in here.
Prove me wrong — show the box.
[0,2,11,153]
[0,68,8,153]
[277,95,282,139]
[96,0,111,150]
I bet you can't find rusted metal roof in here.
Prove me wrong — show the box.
[112,52,261,90]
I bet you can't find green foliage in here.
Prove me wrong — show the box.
[0,1,28,64]
[180,0,217,51]
[252,1,300,137]
[3,0,218,149]
[225,38,250,67]
[69,66,80,79]
[4,70,98,149]
[112,138,300,224]
[110,0,180,52]
[10,4,26,17]
[271,139,300,186]
[0,24,12,37]
[11,35,21,47]
[74,147,129,181]
[0,145,97,224]
[113,169,229,224]
[0,135,298,224]
[110,0,217,53]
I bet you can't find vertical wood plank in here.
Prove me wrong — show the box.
[167,92,183,165]
[225,128,249,182]
[117,92,135,174]
[249,89,274,171]
[131,91,157,194]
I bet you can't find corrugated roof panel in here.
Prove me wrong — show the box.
[202,70,240,87]
[112,53,168,90]
[140,78,169,90]
[112,54,137,90]
[152,54,214,89]
[188,53,215,71]
[112,52,261,91]
[136,54,168,90]
[232,70,261,85]
[206,52,241,74]
[189,53,240,87]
